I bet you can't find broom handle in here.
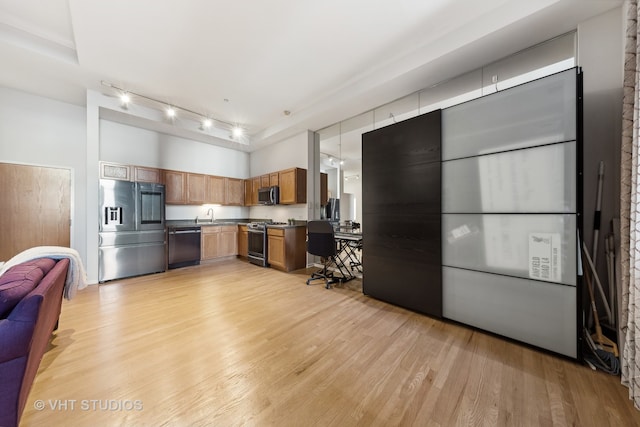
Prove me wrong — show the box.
[584,260,605,342]
[592,161,604,265]
[582,241,613,324]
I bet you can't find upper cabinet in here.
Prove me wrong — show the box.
[225,178,245,206]
[100,162,131,181]
[269,172,279,187]
[187,173,207,205]
[164,170,187,204]
[279,167,307,205]
[134,166,163,183]
[260,175,270,188]
[207,175,226,205]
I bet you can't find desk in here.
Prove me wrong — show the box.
[334,231,363,280]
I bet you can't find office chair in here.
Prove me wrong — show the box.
[306,220,343,289]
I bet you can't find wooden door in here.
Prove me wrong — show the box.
[0,163,71,260]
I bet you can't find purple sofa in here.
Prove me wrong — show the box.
[0,258,69,427]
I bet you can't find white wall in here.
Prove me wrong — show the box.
[0,86,87,264]
[100,120,249,177]
[578,6,623,261]
[249,130,310,221]
[577,6,624,339]
[100,119,250,221]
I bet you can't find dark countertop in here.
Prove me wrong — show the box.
[166,219,307,229]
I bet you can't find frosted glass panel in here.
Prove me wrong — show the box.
[442,141,576,213]
[443,267,577,358]
[442,68,577,160]
[442,214,576,285]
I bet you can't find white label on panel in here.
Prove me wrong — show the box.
[529,233,561,282]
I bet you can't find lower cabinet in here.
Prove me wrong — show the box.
[267,227,306,272]
[201,225,238,260]
[237,225,248,257]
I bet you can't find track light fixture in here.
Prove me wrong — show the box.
[101,81,245,138]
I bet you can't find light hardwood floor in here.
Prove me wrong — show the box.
[21,258,640,426]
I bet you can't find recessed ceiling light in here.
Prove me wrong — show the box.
[202,118,212,128]
[166,107,176,118]
[232,126,243,138]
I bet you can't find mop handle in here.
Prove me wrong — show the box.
[592,161,605,265]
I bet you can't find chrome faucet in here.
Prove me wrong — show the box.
[207,208,214,222]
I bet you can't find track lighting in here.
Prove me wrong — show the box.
[101,81,245,139]
[120,93,130,109]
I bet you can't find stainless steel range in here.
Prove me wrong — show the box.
[247,221,287,267]
[247,222,268,267]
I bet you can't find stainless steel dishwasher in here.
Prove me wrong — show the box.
[168,226,201,269]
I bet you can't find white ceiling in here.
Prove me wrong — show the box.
[0,0,623,154]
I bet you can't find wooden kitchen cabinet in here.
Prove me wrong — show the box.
[278,168,307,204]
[267,226,306,272]
[269,172,279,187]
[226,178,245,205]
[164,170,187,204]
[260,174,270,188]
[244,180,253,207]
[237,225,248,257]
[187,173,207,205]
[201,226,220,260]
[219,225,238,257]
[267,228,285,270]
[201,225,238,260]
[100,161,131,181]
[134,166,163,183]
[207,175,226,204]
[251,177,261,205]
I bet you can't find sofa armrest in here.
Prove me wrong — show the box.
[0,314,38,362]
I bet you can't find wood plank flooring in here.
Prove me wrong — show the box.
[20,258,640,426]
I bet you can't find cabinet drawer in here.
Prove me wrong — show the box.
[267,228,285,237]
[201,226,220,234]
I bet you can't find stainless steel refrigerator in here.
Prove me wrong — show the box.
[99,179,166,282]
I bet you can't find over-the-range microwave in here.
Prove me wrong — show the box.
[258,186,279,205]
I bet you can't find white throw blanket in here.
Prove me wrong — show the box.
[0,246,88,300]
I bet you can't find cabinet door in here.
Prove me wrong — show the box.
[244,180,253,207]
[268,229,286,270]
[251,177,261,205]
[278,168,306,204]
[237,225,248,257]
[219,226,238,256]
[187,173,207,204]
[134,166,163,183]
[201,227,220,260]
[279,169,296,204]
[226,178,245,206]
[164,170,187,204]
[260,175,270,188]
[269,172,279,187]
[100,161,131,181]
[207,175,226,204]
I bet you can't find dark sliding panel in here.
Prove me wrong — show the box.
[362,110,442,317]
